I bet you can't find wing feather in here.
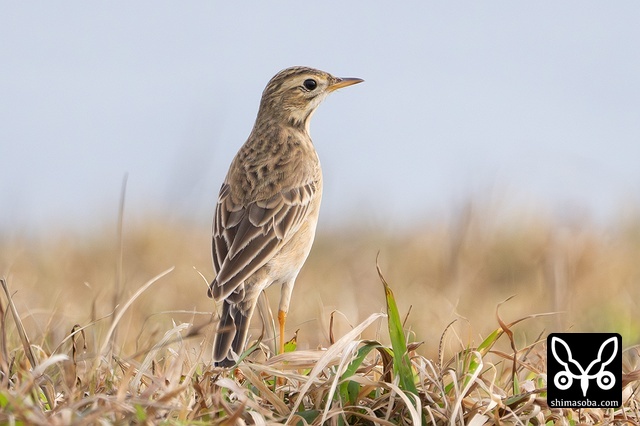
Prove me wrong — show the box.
[209,181,317,300]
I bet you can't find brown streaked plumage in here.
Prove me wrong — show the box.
[209,66,362,367]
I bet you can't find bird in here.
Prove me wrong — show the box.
[208,66,363,367]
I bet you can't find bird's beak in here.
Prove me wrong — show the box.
[328,77,364,92]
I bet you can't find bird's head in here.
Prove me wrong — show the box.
[257,66,363,131]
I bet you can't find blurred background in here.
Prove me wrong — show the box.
[2,2,640,358]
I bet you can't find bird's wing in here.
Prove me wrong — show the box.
[208,181,317,300]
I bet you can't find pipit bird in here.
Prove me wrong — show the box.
[208,66,363,366]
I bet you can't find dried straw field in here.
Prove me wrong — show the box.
[2,204,640,424]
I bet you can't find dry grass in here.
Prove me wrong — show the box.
[1,204,640,424]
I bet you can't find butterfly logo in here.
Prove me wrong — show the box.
[550,336,618,397]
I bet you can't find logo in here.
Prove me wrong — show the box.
[547,333,622,408]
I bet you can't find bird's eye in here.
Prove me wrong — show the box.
[303,79,317,91]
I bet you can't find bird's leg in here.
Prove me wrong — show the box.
[278,309,287,355]
[278,281,295,355]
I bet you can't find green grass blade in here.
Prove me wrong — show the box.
[338,341,382,404]
[377,263,418,396]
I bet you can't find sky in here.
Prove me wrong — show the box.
[2,2,640,235]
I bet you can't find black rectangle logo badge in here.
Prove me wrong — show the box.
[547,333,622,408]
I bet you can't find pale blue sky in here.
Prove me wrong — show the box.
[2,2,639,234]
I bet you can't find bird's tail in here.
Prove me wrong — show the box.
[213,300,253,367]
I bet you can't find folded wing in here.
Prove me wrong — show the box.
[208,181,316,300]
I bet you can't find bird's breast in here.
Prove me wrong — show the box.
[229,129,321,205]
